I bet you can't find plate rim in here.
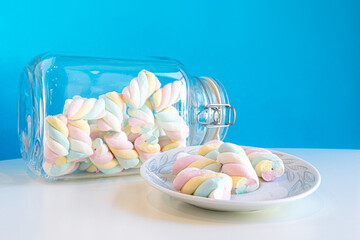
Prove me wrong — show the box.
[140,146,321,207]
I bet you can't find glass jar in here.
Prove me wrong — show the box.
[18,53,236,180]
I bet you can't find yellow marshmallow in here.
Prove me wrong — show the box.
[130,126,141,133]
[162,142,184,152]
[152,90,162,108]
[109,148,138,159]
[186,158,218,169]
[162,106,179,114]
[68,119,91,135]
[181,173,227,195]
[70,98,96,120]
[106,92,124,110]
[95,158,119,169]
[47,116,68,137]
[86,164,98,172]
[145,71,157,96]
[198,143,221,156]
[56,156,67,167]
[255,160,273,177]
[145,100,152,109]
[231,176,248,188]
[138,142,161,153]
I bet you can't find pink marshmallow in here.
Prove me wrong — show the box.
[122,87,131,102]
[68,124,92,146]
[261,170,275,182]
[165,127,189,141]
[134,137,159,161]
[222,163,252,179]
[44,146,57,164]
[127,132,141,143]
[245,148,271,155]
[171,154,205,175]
[97,119,113,132]
[155,84,172,112]
[89,151,113,165]
[173,169,212,191]
[104,134,133,149]
[65,98,84,118]
[128,117,145,128]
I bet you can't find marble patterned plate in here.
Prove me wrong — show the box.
[140,146,321,211]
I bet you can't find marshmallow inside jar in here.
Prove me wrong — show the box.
[18,53,235,180]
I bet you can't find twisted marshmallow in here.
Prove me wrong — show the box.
[245,148,285,181]
[134,127,161,162]
[172,152,221,175]
[97,92,126,132]
[64,96,106,120]
[127,101,155,134]
[43,115,79,176]
[217,143,259,194]
[44,115,69,159]
[158,136,185,152]
[155,106,189,141]
[67,119,93,161]
[150,80,184,113]
[78,158,98,173]
[89,138,123,174]
[104,131,140,169]
[88,120,101,140]
[122,70,161,109]
[173,168,232,200]
[134,136,160,162]
[43,156,80,177]
[198,140,223,160]
[123,123,141,143]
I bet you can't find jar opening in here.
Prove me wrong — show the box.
[196,76,234,143]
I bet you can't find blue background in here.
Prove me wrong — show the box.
[1,0,360,160]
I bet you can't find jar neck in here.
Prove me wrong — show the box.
[187,76,234,146]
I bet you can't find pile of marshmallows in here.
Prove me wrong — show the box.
[44,70,188,177]
[172,140,285,200]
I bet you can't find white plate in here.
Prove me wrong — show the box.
[140,146,321,211]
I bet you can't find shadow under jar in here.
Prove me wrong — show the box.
[18,53,235,180]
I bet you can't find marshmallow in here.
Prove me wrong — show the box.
[173,168,232,200]
[97,92,126,132]
[78,158,98,173]
[134,126,161,162]
[158,136,185,152]
[198,139,223,160]
[155,106,189,141]
[150,80,185,113]
[89,138,123,174]
[134,136,161,163]
[44,115,69,158]
[123,123,141,142]
[43,156,79,177]
[43,115,79,177]
[104,131,140,169]
[217,143,259,194]
[122,70,161,109]
[245,147,285,181]
[171,152,221,175]
[127,101,155,132]
[64,96,106,120]
[67,119,93,162]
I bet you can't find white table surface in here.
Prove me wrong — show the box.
[0,148,359,240]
